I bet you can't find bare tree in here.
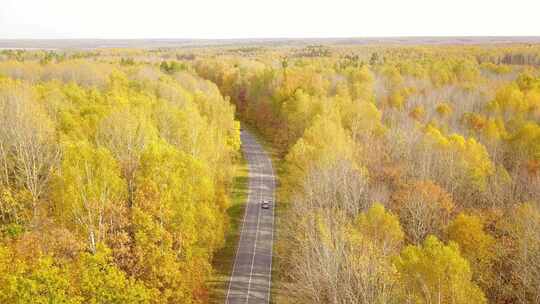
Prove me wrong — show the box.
[97,109,151,206]
[280,160,399,303]
[0,85,59,219]
[508,204,540,304]
[282,203,397,303]
[300,159,369,216]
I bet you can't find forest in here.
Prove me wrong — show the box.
[0,49,240,303]
[1,43,540,303]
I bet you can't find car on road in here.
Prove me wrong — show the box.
[261,200,271,209]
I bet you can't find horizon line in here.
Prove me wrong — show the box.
[1,35,540,41]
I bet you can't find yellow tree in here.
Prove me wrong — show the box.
[355,203,404,256]
[447,213,496,291]
[0,246,79,304]
[72,245,151,304]
[336,95,385,142]
[52,141,126,253]
[132,141,220,303]
[284,110,357,200]
[395,236,487,304]
[423,125,495,202]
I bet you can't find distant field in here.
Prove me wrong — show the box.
[2,36,540,49]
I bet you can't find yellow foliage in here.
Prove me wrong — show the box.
[511,121,540,161]
[409,105,425,121]
[388,90,405,109]
[424,125,495,190]
[337,95,385,138]
[447,213,496,288]
[488,83,527,114]
[395,236,487,304]
[436,102,453,117]
[355,203,404,255]
[424,124,450,147]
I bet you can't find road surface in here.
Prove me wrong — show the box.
[226,130,275,304]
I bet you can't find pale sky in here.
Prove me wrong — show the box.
[1,0,539,39]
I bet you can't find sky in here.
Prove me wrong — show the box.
[1,0,539,39]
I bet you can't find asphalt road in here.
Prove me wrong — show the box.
[226,130,275,304]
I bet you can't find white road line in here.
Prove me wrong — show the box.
[225,134,253,303]
[245,151,263,303]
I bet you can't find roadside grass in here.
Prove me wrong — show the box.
[208,148,249,304]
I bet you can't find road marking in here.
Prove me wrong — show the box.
[225,133,253,303]
[245,151,262,303]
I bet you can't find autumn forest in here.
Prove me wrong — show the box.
[1,43,540,303]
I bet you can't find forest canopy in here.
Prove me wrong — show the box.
[1,43,540,303]
[191,43,540,304]
[0,51,240,303]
